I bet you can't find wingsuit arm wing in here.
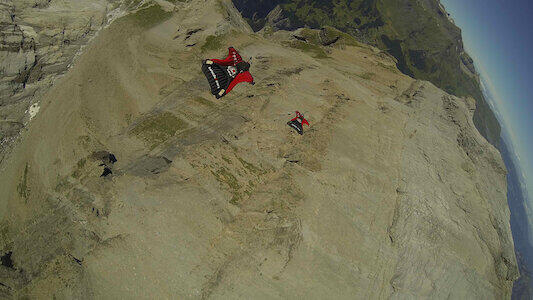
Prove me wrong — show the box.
[210,47,243,66]
[290,112,310,126]
[225,71,254,95]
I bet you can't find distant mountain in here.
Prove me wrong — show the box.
[500,138,533,298]
[232,0,501,147]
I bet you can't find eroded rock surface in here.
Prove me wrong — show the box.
[0,0,146,162]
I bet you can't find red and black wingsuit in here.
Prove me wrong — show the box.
[202,47,254,99]
[287,111,309,135]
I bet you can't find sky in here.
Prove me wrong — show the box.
[439,0,533,202]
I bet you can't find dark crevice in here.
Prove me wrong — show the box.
[184,28,202,40]
[292,35,307,42]
[69,254,82,266]
[322,36,339,46]
[100,167,112,177]
[0,282,12,290]
[1,252,14,269]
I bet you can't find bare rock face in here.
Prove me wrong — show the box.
[0,0,142,162]
[0,0,517,298]
[264,5,292,31]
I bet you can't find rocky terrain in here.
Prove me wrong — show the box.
[0,0,148,162]
[231,0,502,148]
[0,0,518,298]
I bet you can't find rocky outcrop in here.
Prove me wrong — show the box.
[0,0,517,298]
[0,0,144,163]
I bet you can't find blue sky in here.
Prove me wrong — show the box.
[440,0,533,201]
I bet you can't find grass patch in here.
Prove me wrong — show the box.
[461,161,474,175]
[201,35,225,52]
[17,163,29,200]
[77,135,91,148]
[299,28,321,44]
[72,158,87,179]
[221,155,232,164]
[211,168,241,205]
[332,30,360,47]
[377,61,397,72]
[236,156,262,174]
[193,97,216,108]
[132,112,187,150]
[285,40,328,59]
[127,4,172,29]
[77,158,86,169]
[357,72,375,80]
[0,222,8,244]
[262,25,274,37]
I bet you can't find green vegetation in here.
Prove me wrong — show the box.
[357,72,375,80]
[236,156,262,174]
[262,25,274,36]
[298,28,321,44]
[132,112,187,150]
[201,35,225,52]
[17,163,29,200]
[193,97,216,108]
[77,135,91,148]
[72,158,87,179]
[211,168,241,205]
[0,222,9,244]
[221,155,232,164]
[326,28,361,47]
[376,61,397,72]
[127,4,172,29]
[55,176,71,193]
[461,161,475,175]
[285,40,328,59]
[77,158,86,169]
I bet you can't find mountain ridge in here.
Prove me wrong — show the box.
[231,0,502,148]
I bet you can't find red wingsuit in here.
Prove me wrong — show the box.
[209,47,254,96]
[287,111,310,135]
[290,111,310,126]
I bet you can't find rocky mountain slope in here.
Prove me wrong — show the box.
[0,0,147,163]
[231,0,501,148]
[0,0,517,298]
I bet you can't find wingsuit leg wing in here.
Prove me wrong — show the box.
[287,120,304,135]
[224,71,254,96]
[202,60,230,97]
